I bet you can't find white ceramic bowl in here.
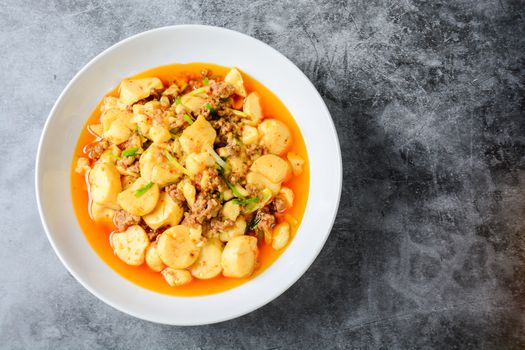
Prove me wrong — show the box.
[35,25,342,325]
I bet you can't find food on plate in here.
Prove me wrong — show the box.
[71,63,309,296]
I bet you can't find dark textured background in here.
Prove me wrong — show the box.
[1,0,524,348]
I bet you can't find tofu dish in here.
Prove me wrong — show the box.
[72,64,309,294]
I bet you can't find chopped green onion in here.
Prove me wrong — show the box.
[183,114,194,125]
[175,96,182,105]
[233,197,260,206]
[165,150,191,176]
[217,166,244,198]
[135,182,154,197]
[243,188,272,214]
[259,188,273,205]
[169,128,179,137]
[121,147,139,157]
[205,144,226,168]
[247,213,262,231]
[203,77,209,85]
[179,82,188,92]
[229,183,244,198]
[189,87,206,96]
[207,103,217,116]
[225,108,248,117]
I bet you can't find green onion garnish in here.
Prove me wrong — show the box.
[225,108,248,117]
[205,144,226,168]
[135,182,154,197]
[165,150,190,175]
[233,197,260,206]
[175,96,182,105]
[189,87,206,96]
[121,147,139,157]
[247,213,261,231]
[229,183,244,198]
[183,114,194,125]
[217,166,244,198]
[206,103,212,111]
[203,77,209,85]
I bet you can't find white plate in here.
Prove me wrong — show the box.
[35,25,342,325]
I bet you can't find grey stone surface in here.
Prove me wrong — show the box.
[1,0,524,348]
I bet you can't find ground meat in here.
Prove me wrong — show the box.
[170,139,183,158]
[246,143,266,158]
[85,139,109,160]
[170,113,187,130]
[245,184,259,196]
[210,81,234,99]
[186,193,222,225]
[116,155,137,168]
[127,162,139,174]
[121,133,142,150]
[228,171,245,186]
[257,211,276,233]
[137,221,161,241]
[209,218,235,235]
[187,80,201,91]
[272,197,287,213]
[166,184,185,204]
[199,168,227,193]
[211,118,236,134]
[113,210,141,231]
[116,156,139,175]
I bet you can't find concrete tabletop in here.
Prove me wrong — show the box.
[1,0,524,348]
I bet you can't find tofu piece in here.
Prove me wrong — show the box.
[88,163,122,209]
[179,116,216,154]
[117,177,159,216]
[246,171,281,194]
[224,68,247,97]
[119,78,163,105]
[90,202,116,222]
[221,236,258,278]
[181,92,208,113]
[258,119,292,155]
[157,225,201,269]
[101,109,135,145]
[145,241,166,272]
[111,225,149,266]
[250,154,291,183]
[243,92,263,126]
[139,143,182,185]
[161,268,192,286]
[143,192,184,230]
[222,200,241,222]
[271,222,290,250]
[190,239,223,279]
[241,125,259,145]
[219,217,247,242]
[287,152,305,176]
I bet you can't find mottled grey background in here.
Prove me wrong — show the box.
[1,0,524,348]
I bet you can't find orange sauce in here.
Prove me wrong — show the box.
[71,63,309,296]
